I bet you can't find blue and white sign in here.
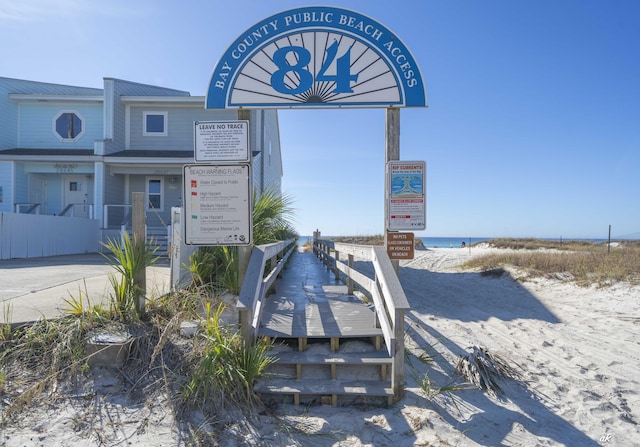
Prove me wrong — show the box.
[387,161,426,231]
[206,6,427,109]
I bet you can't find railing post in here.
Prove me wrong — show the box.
[267,254,277,294]
[392,309,406,402]
[238,245,252,293]
[347,254,354,295]
[132,192,147,317]
[238,307,251,346]
[334,250,340,281]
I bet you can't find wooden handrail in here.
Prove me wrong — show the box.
[312,236,410,401]
[237,238,296,344]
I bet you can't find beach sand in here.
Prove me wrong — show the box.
[2,247,638,446]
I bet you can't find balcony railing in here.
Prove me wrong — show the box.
[103,204,132,228]
[59,203,94,218]
[15,203,41,214]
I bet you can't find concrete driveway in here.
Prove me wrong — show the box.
[0,253,170,325]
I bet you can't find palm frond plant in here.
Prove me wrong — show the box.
[188,247,223,290]
[455,346,523,397]
[251,189,296,245]
[101,232,160,319]
[187,189,297,294]
[219,245,239,293]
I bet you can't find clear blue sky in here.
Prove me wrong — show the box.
[2,0,638,239]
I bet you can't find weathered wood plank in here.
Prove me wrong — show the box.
[254,379,394,397]
[268,351,393,365]
[259,297,382,338]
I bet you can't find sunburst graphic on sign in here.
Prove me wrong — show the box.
[228,31,401,107]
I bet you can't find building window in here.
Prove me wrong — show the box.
[146,177,163,211]
[53,111,85,141]
[143,111,168,136]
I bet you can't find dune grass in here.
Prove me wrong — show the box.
[464,239,640,286]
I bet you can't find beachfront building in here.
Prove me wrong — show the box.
[0,76,283,258]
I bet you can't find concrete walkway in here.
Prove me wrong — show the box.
[0,254,171,325]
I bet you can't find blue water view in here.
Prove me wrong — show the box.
[298,236,612,248]
[297,236,490,248]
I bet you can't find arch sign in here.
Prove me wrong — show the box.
[206,6,427,109]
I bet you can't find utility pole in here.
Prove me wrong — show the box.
[385,107,400,273]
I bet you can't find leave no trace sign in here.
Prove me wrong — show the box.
[194,120,249,162]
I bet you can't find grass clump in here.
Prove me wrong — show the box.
[182,302,274,412]
[478,237,599,251]
[464,239,640,286]
[1,316,93,416]
[416,370,464,401]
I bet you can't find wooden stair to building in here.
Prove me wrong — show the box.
[146,226,169,257]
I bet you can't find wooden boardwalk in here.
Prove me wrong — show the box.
[253,247,399,406]
[257,251,382,340]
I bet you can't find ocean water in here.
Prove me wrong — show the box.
[296,236,490,248]
[298,236,613,248]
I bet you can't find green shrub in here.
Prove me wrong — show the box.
[183,302,273,411]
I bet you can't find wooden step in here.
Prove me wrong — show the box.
[258,322,383,339]
[268,350,392,366]
[254,378,394,406]
[263,335,385,352]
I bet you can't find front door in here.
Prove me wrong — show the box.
[29,174,48,214]
[63,175,88,217]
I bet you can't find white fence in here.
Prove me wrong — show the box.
[0,212,100,259]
